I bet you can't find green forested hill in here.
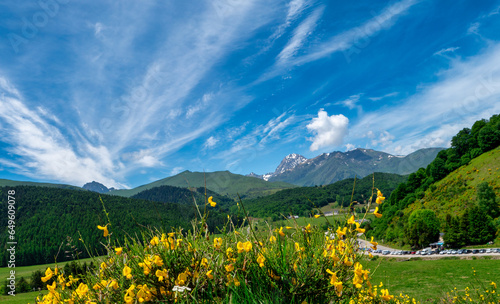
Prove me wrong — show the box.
[110,170,296,199]
[0,186,237,267]
[131,185,236,210]
[369,114,500,248]
[242,172,408,219]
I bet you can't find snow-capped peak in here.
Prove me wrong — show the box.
[275,154,308,175]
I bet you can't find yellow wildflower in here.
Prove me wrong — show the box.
[115,247,123,255]
[279,227,285,237]
[97,224,109,237]
[47,281,57,293]
[206,270,214,279]
[75,283,89,298]
[201,258,208,267]
[150,236,159,246]
[244,241,252,252]
[270,235,277,243]
[208,196,216,207]
[175,272,188,286]
[373,207,382,218]
[155,269,168,282]
[41,267,54,282]
[381,289,394,301]
[336,226,347,237]
[153,255,164,267]
[334,281,343,296]
[257,254,265,267]
[314,214,321,218]
[123,265,132,279]
[237,241,245,253]
[326,269,338,285]
[214,237,222,250]
[347,215,356,225]
[225,264,234,272]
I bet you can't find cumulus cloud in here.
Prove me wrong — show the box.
[306,109,349,151]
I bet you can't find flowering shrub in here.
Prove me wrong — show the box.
[34,193,417,303]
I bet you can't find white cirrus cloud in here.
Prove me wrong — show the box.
[433,46,460,57]
[306,109,349,151]
[0,76,125,188]
[277,6,324,64]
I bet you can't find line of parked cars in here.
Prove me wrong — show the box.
[369,248,500,255]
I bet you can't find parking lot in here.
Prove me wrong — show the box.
[357,239,500,258]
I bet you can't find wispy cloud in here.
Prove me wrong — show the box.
[0,76,125,188]
[467,22,480,35]
[214,112,303,170]
[433,46,460,57]
[204,136,219,149]
[332,94,362,110]
[277,6,324,64]
[352,42,500,154]
[368,92,399,101]
[293,0,418,65]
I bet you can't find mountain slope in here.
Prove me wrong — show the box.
[368,114,500,246]
[268,148,443,186]
[405,147,500,220]
[110,171,296,199]
[83,181,110,193]
[0,179,82,191]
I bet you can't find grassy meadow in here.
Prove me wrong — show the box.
[367,257,500,303]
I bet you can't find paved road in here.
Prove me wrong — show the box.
[357,238,500,259]
[357,238,394,251]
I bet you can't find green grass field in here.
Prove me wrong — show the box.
[0,290,47,304]
[367,257,500,303]
[0,257,94,284]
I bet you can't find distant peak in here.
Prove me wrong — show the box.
[82,181,109,194]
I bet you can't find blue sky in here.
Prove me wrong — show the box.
[1,0,500,189]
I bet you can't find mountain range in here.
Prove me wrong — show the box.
[0,147,443,197]
[248,147,444,186]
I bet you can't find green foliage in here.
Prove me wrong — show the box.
[369,114,500,246]
[0,186,239,267]
[443,214,462,248]
[467,206,496,245]
[477,182,500,218]
[131,186,235,211]
[404,209,440,249]
[242,172,407,218]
